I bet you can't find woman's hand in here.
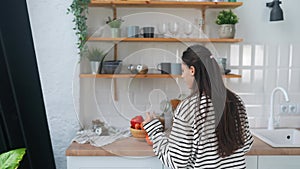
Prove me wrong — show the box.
[142,112,156,126]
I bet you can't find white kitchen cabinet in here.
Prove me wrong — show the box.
[67,156,163,169]
[246,156,258,169]
[258,156,300,169]
[67,155,300,169]
[67,156,257,169]
[163,156,258,169]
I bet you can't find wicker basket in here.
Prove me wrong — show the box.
[130,127,147,138]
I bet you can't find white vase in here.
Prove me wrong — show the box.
[218,24,235,39]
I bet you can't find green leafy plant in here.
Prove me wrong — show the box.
[87,48,108,62]
[106,16,124,28]
[84,48,110,73]
[67,0,90,56]
[215,10,239,25]
[0,148,26,169]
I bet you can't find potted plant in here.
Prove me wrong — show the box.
[215,9,239,39]
[106,16,124,38]
[0,148,26,168]
[86,48,109,74]
[67,0,90,58]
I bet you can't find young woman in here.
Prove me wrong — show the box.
[142,45,253,169]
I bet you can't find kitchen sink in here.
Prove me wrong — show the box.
[251,129,300,147]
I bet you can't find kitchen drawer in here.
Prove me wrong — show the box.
[258,156,300,169]
[246,156,258,169]
[163,156,257,169]
[67,156,162,169]
[81,168,152,169]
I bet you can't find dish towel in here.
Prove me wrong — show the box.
[72,127,131,147]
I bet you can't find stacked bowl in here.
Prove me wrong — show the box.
[102,60,122,74]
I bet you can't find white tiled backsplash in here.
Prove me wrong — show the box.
[226,43,300,128]
[80,43,300,129]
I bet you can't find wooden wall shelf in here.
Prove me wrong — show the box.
[80,73,241,79]
[87,37,243,43]
[82,0,243,103]
[89,1,243,9]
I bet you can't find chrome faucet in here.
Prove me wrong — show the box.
[268,87,290,130]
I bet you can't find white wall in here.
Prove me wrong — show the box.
[26,0,79,168]
[26,0,300,168]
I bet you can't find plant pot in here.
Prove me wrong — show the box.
[90,61,100,74]
[218,24,236,39]
[108,20,122,28]
[111,28,121,38]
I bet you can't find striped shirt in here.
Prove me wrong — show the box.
[143,94,253,169]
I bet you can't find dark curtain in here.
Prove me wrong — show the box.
[0,0,56,169]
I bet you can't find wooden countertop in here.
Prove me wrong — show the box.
[66,137,155,156]
[66,136,300,156]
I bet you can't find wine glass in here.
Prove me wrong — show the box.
[168,22,179,38]
[183,23,194,38]
[157,23,167,37]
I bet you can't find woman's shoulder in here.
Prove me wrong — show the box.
[174,94,209,121]
[231,92,245,106]
[228,90,243,100]
[178,93,200,106]
[178,93,211,108]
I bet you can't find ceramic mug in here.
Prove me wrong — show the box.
[127,26,140,38]
[157,62,171,74]
[141,27,155,38]
[170,63,182,75]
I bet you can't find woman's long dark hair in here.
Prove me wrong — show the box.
[182,45,245,157]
